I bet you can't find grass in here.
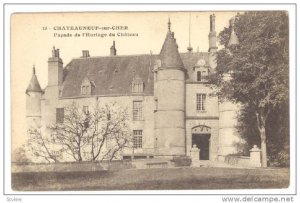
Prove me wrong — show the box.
[12,167,289,191]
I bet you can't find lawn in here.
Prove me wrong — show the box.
[12,167,289,191]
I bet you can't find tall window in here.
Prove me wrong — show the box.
[196,94,206,111]
[197,71,202,81]
[133,101,143,120]
[83,106,89,114]
[56,108,64,123]
[133,130,143,148]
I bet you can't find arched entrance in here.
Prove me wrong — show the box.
[191,125,211,160]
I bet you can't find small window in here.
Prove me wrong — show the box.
[81,77,93,96]
[197,71,202,81]
[56,108,64,123]
[196,94,206,111]
[133,130,143,148]
[133,101,143,121]
[83,106,89,114]
[81,86,87,95]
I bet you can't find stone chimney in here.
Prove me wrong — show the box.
[208,14,217,52]
[110,41,117,56]
[82,50,90,58]
[48,46,63,86]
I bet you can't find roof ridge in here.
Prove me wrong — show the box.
[71,53,160,60]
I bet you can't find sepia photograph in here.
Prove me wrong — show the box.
[9,9,291,192]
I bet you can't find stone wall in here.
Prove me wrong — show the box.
[40,93,156,162]
[185,83,219,161]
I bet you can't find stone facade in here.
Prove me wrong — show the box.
[25,15,242,162]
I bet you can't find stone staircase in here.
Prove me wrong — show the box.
[130,158,252,169]
[131,158,174,169]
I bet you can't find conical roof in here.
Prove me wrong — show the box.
[26,66,43,93]
[159,20,184,68]
[228,29,239,46]
[228,18,239,47]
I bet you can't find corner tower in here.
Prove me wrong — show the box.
[218,17,242,160]
[26,65,43,129]
[154,19,186,157]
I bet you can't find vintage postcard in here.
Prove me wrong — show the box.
[7,7,294,197]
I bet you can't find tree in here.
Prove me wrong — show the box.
[212,11,289,167]
[12,145,31,164]
[49,102,132,162]
[236,101,289,166]
[27,126,62,163]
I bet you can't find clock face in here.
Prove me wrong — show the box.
[197,59,206,66]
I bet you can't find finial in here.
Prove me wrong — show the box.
[187,12,193,52]
[33,64,36,75]
[168,17,171,32]
[229,17,235,27]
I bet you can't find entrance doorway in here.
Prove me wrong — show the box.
[192,134,210,160]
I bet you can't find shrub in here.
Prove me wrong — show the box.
[171,156,191,167]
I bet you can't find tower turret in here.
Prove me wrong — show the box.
[218,17,242,161]
[228,18,239,47]
[26,65,43,129]
[154,19,186,156]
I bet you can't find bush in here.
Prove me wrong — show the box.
[269,146,290,167]
[171,156,191,167]
[12,146,30,164]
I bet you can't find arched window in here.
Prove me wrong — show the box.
[197,71,202,81]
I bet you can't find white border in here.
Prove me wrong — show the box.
[2,2,298,200]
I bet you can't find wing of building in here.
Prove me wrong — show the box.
[26,14,242,162]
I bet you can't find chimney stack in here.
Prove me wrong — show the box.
[52,46,60,58]
[48,46,63,86]
[210,14,216,32]
[208,14,217,53]
[110,41,117,56]
[82,50,90,58]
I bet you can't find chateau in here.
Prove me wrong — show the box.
[26,15,242,162]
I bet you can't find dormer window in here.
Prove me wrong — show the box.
[81,77,95,96]
[194,67,209,82]
[193,58,210,82]
[131,77,144,93]
[81,85,88,95]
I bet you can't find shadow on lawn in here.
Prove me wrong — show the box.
[11,167,290,191]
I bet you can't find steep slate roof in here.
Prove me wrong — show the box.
[61,52,210,98]
[180,52,210,82]
[62,55,158,98]
[160,31,184,68]
[26,67,43,93]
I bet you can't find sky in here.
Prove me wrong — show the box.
[11,11,237,149]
